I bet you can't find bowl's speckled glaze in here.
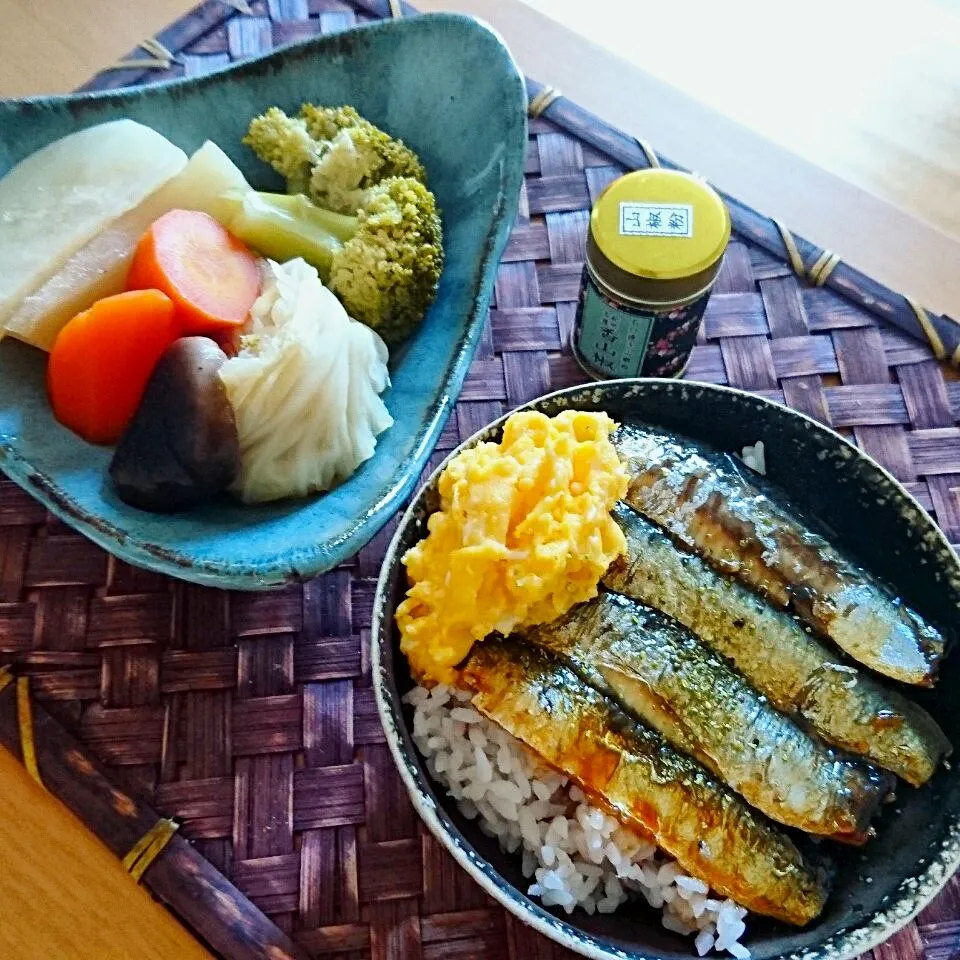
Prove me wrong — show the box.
[0,13,527,588]
[373,379,960,960]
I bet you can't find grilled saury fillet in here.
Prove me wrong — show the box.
[612,424,947,686]
[460,637,829,926]
[604,502,951,785]
[520,591,891,839]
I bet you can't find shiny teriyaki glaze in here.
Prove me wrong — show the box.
[519,591,891,839]
[461,636,829,927]
[604,502,951,786]
[613,424,947,686]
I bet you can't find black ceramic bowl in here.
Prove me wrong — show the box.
[372,379,960,960]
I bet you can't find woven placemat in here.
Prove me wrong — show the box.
[2,1,959,958]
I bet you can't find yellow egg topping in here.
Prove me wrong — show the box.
[396,409,628,683]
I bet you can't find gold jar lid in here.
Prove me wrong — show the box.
[587,169,731,306]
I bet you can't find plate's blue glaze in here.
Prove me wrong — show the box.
[0,13,527,588]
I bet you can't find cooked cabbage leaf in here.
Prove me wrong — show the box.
[219,258,393,503]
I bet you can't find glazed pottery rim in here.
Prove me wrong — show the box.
[1,11,516,109]
[371,377,960,960]
[0,12,528,589]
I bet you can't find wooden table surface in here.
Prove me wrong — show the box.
[0,1,958,957]
[0,747,214,959]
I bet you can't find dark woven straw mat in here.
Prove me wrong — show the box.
[2,1,958,958]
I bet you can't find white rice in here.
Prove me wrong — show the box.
[739,441,766,475]
[406,683,750,957]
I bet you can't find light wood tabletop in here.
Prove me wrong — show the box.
[0,1,958,957]
[0,747,214,959]
[524,0,960,241]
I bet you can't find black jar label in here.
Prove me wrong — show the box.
[573,267,711,379]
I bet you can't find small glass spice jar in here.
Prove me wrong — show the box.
[572,168,731,380]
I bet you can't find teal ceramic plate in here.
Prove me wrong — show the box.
[0,13,526,589]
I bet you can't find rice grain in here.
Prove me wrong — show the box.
[405,684,750,956]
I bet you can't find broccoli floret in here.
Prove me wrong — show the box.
[327,177,442,343]
[240,104,440,340]
[300,104,426,209]
[306,130,369,215]
[244,103,427,213]
[220,177,442,344]
[242,107,318,195]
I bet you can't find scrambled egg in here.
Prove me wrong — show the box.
[396,409,628,683]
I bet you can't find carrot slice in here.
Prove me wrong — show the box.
[126,209,260,334]
[47,289,179,445]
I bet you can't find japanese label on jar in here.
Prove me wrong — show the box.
[573,265,714,380]
[575,279,654,378]
[619,202,694,238]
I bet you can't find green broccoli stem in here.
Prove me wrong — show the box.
[217,190,357,279]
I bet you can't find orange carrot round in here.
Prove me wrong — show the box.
[126,209,260,335]
[47,289,179,445]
